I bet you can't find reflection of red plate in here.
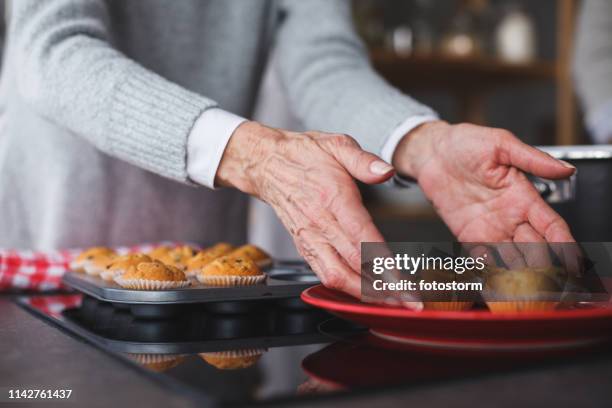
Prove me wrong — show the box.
[301,285,612,351]
[301,334,608,389]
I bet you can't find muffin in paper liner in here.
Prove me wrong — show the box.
[70,247,116,273]
[197,255,265,287]
[84,255,116,276]
[126,353,185,372]
[200,348,266,370]
[227,244,273,268]
[197,274,266,287]
[102,254,154,282]
[114,276,190,290]
[423,301,474,311]
[482,266,565,313]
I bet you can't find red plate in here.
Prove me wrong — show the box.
[301,285,612,351]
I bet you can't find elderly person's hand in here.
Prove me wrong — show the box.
[217,121,393,298]
[394,121,576,244]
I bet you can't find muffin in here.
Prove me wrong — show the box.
[101,253,152,281]
[483,266,567,313]
[184,243,234,279]
[419,268,475,311]
[197,255,265,286]
[114,260,191,290]
[147,246,173,262]
[228,244,272,268]
[84,251,117,276]
[200,349,265,370]
[127,353,184,372]
[70,247,115,273]
[153,245,197,270]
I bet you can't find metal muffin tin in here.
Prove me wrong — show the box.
[63,260,319,306]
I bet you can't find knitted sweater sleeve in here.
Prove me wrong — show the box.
[275,0,436,157]
[10,0,216,182]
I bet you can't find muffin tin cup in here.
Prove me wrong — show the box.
[114,277,191,290]
[196,274,266,287]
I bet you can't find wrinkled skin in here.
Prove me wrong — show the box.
[217,120,577,300]
[217,121,389,298]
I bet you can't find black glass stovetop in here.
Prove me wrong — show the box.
[16,294,612,407]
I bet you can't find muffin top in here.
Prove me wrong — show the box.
[485,266,566,296]
[107,253,152,271]
[157,245,197,269]
[90,252,117,268]
[200,256,262,277]
[75,247,115,263]
[228,244,270,264]
[186,243,234,272]
[122,261,188,282]
[147,246,173,261]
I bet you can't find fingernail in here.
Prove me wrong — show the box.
[370,160,394,175]
[559,160,576,169]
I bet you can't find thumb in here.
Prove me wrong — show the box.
[502,136,576,179]
[319,134,395,184]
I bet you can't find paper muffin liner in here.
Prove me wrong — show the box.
[486,301,559,313]
[114,276,191,290]
[200,348,267,370]
[196,274,266,287]
[127,353,184,364]
[126,353,184,372]
[423,301,474,311]
[200,348,267,359]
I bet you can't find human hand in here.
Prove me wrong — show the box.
[393,121,577,269]
[216,121,394,298]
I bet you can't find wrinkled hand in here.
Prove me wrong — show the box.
[217,121,394,298]
[393,121,577,246]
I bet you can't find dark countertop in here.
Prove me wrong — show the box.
[2,296,612,407]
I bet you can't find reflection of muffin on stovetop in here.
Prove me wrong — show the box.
[200,348,266,370]
[483,266,567,313]
[127,353,185,372]
[419,268,475,311]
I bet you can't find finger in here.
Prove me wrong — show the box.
[294,229,362,299]
[495,241,527,270]
[316,133,395,184]
[513,224,553,268]
[499,134,576,179]
[298,203,363,273]
[527,197,575,243]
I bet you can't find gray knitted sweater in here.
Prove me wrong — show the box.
[0,0,433,250]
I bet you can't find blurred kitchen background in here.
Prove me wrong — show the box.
[352,0,581,242]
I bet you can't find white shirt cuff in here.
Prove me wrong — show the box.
[380,114,439,164]
[186,108,247,189]
[587,99,612,144]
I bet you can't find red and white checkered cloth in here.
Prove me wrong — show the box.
[20,294,84,318]
[0,242,194,292]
